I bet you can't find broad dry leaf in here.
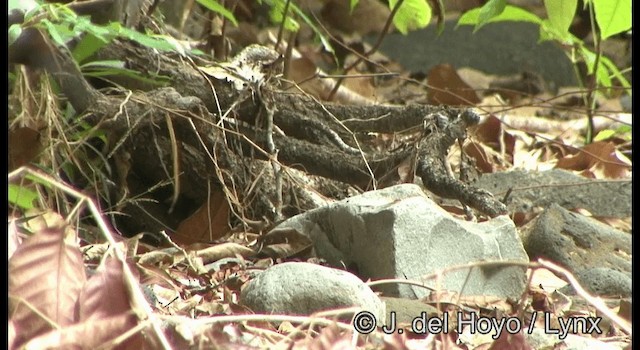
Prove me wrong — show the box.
[618,299,631,323]
[528,267,568,291]
[257,227,313,259]
[320,0,391,35]
[287,56,376,105]
[9,126,41,171]
[487,329,533,350]
[137,247,180,265]
[555,141,631,179]
[191,242,255,265]
[9,224,86,348]
[174,190,230,245]
[81,240,127,262]
[396,155,416,184]
[473,114,516,158]
[20,313,140,350]
[23,210,67,233]
[427,63,480,106]
[8,320,17,350]
[78,258,131,321]
[464,140,496,173]
[8,218,21,260]
[137,263,182,292]
[342,74,376,101]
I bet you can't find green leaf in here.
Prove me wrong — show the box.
[350,0,359,12]
[112,23,179,52]
[458,5,542,27]
[592,0,631,39]
[9,0,38,13]
[600,55,631,89]
[195,0,238,26]
[578,45,597,74]
[9,24,22,46]
[595,62,612,89]
[9,184,39,210]
[81,61,170,86]
[539,19,577,45]
[291,5,333,52]
[593,129,616,141]
[80,60,126,69]
[476,0,507,31]
[434,0,446,34]
[152,34,187,56]
[40,19,67,46]
[615,124,631,135]
[544,0,577,35]
[389,0,431,35]
[72,33,109,64]
[74,16,112,40]
[576,46,628,95]
[268,0,299,32]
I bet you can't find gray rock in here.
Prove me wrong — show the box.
[272,184,529,299]
[522,204,631,271]
[241,262,385,323]
[522,204,631,297]
[620,94,632,112]
[560,268,632,298]
[374,21,577,88]
[381,296,440,325]
[525,328,624,350]
[468,169,631,218]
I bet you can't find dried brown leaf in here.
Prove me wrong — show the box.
[257,227,314,259]
[78,258,130,321]
[137,247,180,265]
[174,190,230,245]
[427,64,480,106]
[487,330,533,350]
[8,218,21,260]
[555,141,631,179]
[137,263,182,292]
[473,115,516,157]
[9,126,42,171]
[320,0,390,35]
[9,223,86,348]
[191,242,255,264]
[20,313,140,350]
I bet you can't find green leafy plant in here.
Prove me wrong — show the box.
[457,0,631,142]
[9,183,39,210]
[10,1,202,61]
[195,0,238,26]
[349,0,433,34]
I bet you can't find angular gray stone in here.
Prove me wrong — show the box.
[560,268,632,298]
[241,262,385,323]
[523,204,631,268]
[468,169,631,218]
[522,204,631,297]
[525,328,625,350]
[272,184,529,299]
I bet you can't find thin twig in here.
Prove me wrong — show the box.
[327,0,405,100]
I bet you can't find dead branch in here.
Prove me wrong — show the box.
[9,25,508,237]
